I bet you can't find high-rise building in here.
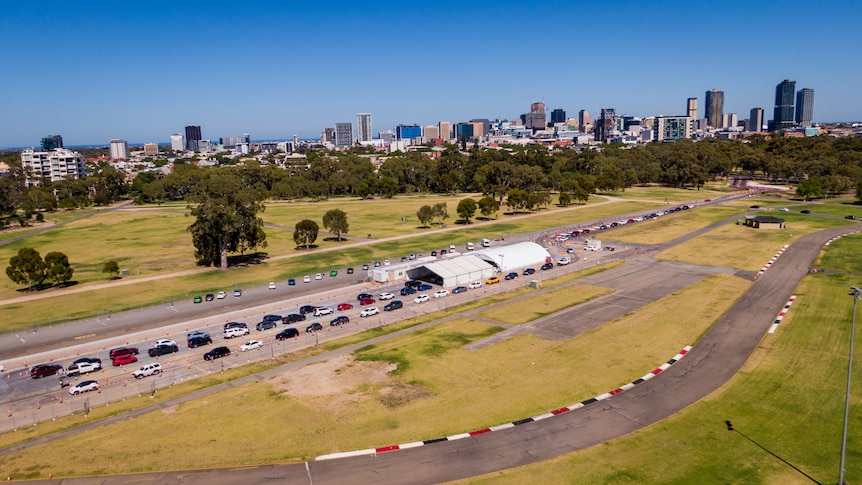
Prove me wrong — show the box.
[686,98,698,121]
[170,133,184,151]
[748,108,764,132]
[438,121,452,142]
[356,113,373,142]
[722,113,738,130]
[795,88,814,126]
[422,125,439,143]
[455,122,474,141]
[220,134,251,148]
[40,135,63,151]
[334,123,353,147]
[396,124,422,141]
[578,110,592,133]
[378,130,395,144]
[768,79,796,131]
[109,139,129,159]
[595,108,616,143]
[705,90,724,128]
[321,127,335,143]
[654,116,691,142]
[522,102,546,132]
[185,125,202,151]
[143,142,159,155]
[551,108,566,124]
[20,148,86,187]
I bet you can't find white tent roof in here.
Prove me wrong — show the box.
[421,256,494,281]
[471,242,551,272]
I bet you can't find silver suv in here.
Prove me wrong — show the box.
[224,327,249,339]
[133,363,162,379]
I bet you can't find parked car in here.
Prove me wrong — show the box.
[256,320,278,331]
[133,363,162,379]
[384,300,403,311]
[233,289,242,297]
[379,292,395,300]
[779,207,789,212]
[433,289,449,298]
[315,273,324,280]
[400,286,417,296]
[29,363,64,379]
[330,316,350,326]
[346,267,354,274]
[223,327,250,339]
[404,280,422,288]
[72,357,101,366]
[359,297,375,306]
[187,330,210,340]
[845,215,857,220]
[112,354,138,366]
[109,347,139,359]
[362,264,369,270]
[452,286,467,294]
[193,296,202,303]
[262,314,282,323]
[223,321,247,331]
[240,340,263,352]
[414,294,430,303]
[288,278,296,285]
[283,313,306,324]
[314,307,333,317]
[268,282,277,290]
[303,275,311,283]
[523,268,536,275]
[801,209,811,214]
[603,246,615,252]
[69,380,100,395]
[205,293,215,302]
[276,328,300,340]
[306,322,323,333]
[329,270,338,277]
[485,276,500,285]
[360,306,380,317]
[67,361,102,376]
[216,291,227,299]
[557,257,571,265]
[204,346,231,360]
[148,344,179,357]
[504,272,518,280]
[188,334,213,348]
[299,305,317,314]
[417,284,433,291]
[357,292,374,300]
[469,281,483,289]
[541,262,554,270]
[154,339,177,348]
[337,302,354,311]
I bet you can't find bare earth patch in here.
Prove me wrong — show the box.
[270,354,396,399]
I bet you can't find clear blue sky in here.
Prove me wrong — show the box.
[2,1,860,148]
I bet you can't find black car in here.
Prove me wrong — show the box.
[523,268,536,275]
[205,293,215,301]
[330,316,349,326]
[400,286,417,296]
[283,313,306,324]
[357,293,374,301]
[845,215,857,220]
[223,321,247,331]
[362,264,369,270]
[276,328,300,340]
[346,267,354,274]
[417,284,433,291]
[384,300,403,311]
[288,278,296,286]
[541,262,554,271]
[299,305,317,314]
[801,209,811,214]
[256,320,278,331]
[148,344,179,358]
[504,272,518,280]
[204,346,231,360]
[405,280,422,288]
[72,357,101,366]
[306,322,323,333]
[187,335,213,348]
[452,286,467,294]
[262,314,282,323]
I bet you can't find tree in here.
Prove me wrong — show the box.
[102,260,120,279]
[558,192,573,206]
[416,205,434,228]
[796,178,825,201]
[322,209,349,241]
[432,202,448,224]
[187,171,267,270]
[6,247,46,291]
[44,251,73,286]
[294,219,319,249]
[456,198,477,224]
[478,196,499,219]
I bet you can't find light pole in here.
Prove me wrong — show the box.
[499,254,504,273]
[840,286,861,485]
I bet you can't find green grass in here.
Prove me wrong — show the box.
[813,233,862,271]
[456,273,858,485]
[608,207,745,245]
[600,185,731,203]
[478,285,612,325]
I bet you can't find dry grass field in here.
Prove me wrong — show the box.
[478,285,612,325]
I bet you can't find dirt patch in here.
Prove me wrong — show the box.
[377,382,434,408]
[270,354,396,398]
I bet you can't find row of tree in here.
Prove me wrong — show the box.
[6,248,73,291]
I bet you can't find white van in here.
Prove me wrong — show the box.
[481,238,491,248]
[466,242,475,251]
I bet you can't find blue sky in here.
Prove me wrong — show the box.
[2,1,860,148]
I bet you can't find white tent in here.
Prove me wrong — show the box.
[471,242,551,272]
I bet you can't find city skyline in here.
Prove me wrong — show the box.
[2,1,860,148]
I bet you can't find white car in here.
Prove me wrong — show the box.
[133,363,162,379]
[414,294,430,303]
[378,292,395,300]
[779,207,789,212]
[268,282,276,290]
[433,289,449,298]
[216,291,227,299]
[66,361,102,376]
[240,340,263,352]
[154,339,177,347]
[314,307,333,317]
[359,306,380,317]
[469,281,482,289]
[558,257,571,265]
[69,380,100,395]
[315,273,324,280]
[224,327,249,339]
[303,275,311,283]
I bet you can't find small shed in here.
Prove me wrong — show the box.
[744,215,785,229]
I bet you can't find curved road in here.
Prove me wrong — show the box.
[14,223,854,484]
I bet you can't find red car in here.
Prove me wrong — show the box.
[337,302,354,311]
[112,354,138,366]
[359,297,375,305]
[109,347,139,359]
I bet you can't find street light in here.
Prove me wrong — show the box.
[839,286,862,485]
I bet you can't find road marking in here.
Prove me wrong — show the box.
[74,333,96,340]
[122,478,155,483]
[228,466,258,471]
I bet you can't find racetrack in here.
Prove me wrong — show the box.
[15,224,854,484]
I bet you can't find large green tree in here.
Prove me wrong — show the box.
[456,198,477,224]
[416,205,434,228]
[187,170,267,270]
[478,196,499,219]
[322,209,349,241]
[6,247,47,291]
[294,219,319,249]
[44,251,74,286]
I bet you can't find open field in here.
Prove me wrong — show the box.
[0,272,748,478]
[458,272,860,484]
[598,185,731,203]
[656,215,855,271]
[608,207,744,245]
[813,233,862,271]
[478,285,612,325]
